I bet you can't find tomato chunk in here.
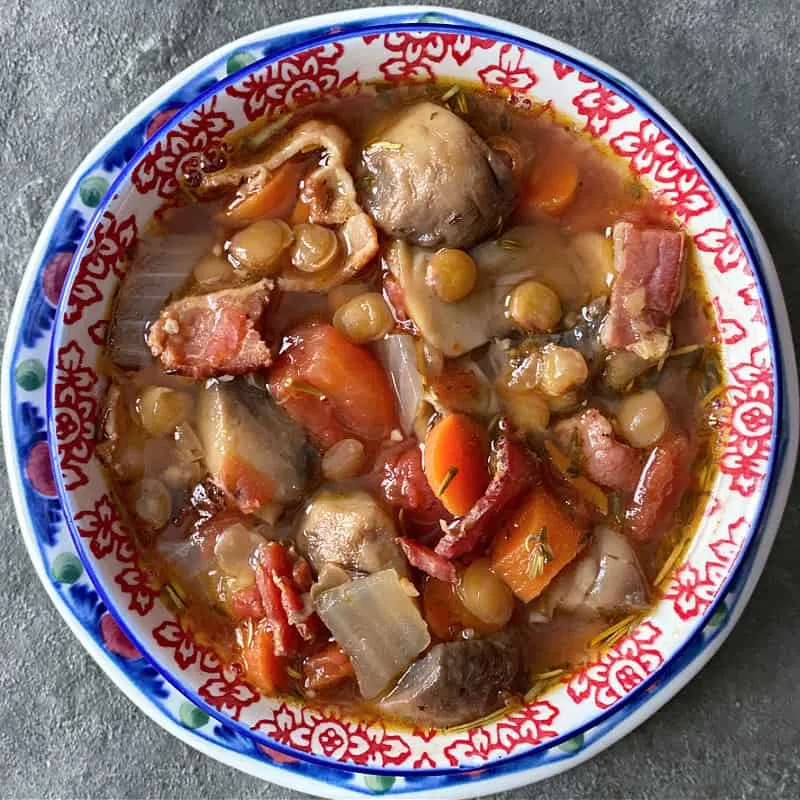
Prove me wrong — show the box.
[269,323,397,449]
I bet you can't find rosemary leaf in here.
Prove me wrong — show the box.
[437,466,459,497]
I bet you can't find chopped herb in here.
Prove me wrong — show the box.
[497,238,524,251]
[444,704,514,733]
[440,85,461,102]
[437,466,459,496]
[162,582,186,612]
[430,110,439,120]
[499,112,511,132]
[365,141,403,153]
[356,175,373,191]
[628,181,643,199]
[589,613,638,649]
[608,492,624,529]
[654,536,690,587]
[566,427,583,477]
[455,92,469,114]
[288,379,326,399]
[286,667,302,681]
[525,526,553,578]
[667,343,704,359]
[578,530,593,547]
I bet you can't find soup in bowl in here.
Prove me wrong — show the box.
[49,25,778,772]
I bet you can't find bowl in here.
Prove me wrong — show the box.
[4,6,797,798]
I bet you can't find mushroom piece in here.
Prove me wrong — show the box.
[534,526,650,620]
[297,490,409,577]
[379,632,524,727]
[359,102,516,249]
[196,121,379,292]
[384,225,596,358]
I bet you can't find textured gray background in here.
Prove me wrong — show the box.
[1,1,798,798]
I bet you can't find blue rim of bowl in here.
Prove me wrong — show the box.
[45,18,795,779]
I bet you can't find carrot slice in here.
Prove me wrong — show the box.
[423,413,489,516]
[303,644,355,691]
[223,161,305,225]
[490,487,586,602]
[522,158,579,217]
[241,624,290,694]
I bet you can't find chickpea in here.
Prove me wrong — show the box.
[228,219,292,274]
[508,280,562,332]
[617,389,668,448]
[131,478,172,529]
[502,390,550,434]
[322,438,366,481]
[333,292,393,343]
[457,559,515,628]
[291,223,340,273]
[137,386,193,437]
[327,281,371,313]
[193,254,234,285]
[426,249,477,303]
[538,346,588,397]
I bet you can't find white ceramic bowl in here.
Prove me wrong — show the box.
[4,7,797,798]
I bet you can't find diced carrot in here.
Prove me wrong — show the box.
[520,158,579,218]
[544,440,609,516]
[423,414,489,516]
[490,488,586,603]
[422,577,493,640]
[223,161,305,225]
[241,624,290,694]
[303,644,355,691]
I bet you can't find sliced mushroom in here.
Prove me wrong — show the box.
[359,102,516,249]
[297,490,408,577]
[535,526,650,620]
[385,225,595,357]
[379,632,524,727]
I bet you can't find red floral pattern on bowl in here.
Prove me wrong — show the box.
[49,28,776,772]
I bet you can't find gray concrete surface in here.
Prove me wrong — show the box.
[1,1,798,798]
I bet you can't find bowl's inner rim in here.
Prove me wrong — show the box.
[43,19,788,777]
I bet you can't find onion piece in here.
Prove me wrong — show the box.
[374,334,423,436]
[315,569,430,699]
[107,231,213,369]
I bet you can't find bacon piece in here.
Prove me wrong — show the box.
[230,585,265,619]
[398,537,457,583]
[435,437,540,560]
[554,408,643,493]
[381,444,449,522]
[626,430,693,542]
[602,223,684,360]
[255,542,323,656]
[147,279,274,378]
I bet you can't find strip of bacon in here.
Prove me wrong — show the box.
[398,537,457,583]
[435,436,540,560]
[626,430,693,543]
[602,223,684,360]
